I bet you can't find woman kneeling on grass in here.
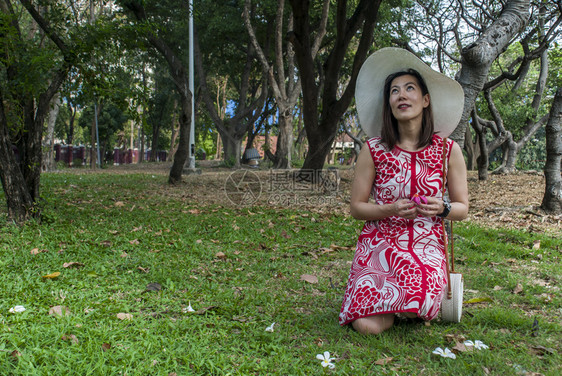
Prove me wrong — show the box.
[339,48,469,335]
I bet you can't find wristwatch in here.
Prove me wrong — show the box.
[437,197,451,218]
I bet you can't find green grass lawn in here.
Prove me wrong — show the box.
[0,171,560,375]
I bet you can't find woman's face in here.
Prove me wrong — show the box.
[388,74,430,124]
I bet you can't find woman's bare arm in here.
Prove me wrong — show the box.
[350,144,417,221]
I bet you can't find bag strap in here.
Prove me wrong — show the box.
[441,137,454,299]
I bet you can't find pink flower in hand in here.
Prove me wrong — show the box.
[411,193,427,205]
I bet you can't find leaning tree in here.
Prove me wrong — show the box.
[120,0,192,184]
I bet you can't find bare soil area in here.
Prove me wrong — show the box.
[96,161,562,235]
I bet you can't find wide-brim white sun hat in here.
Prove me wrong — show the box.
[355,47,465,138]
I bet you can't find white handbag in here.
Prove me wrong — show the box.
[441,267,464,323]
[439,138,464,323]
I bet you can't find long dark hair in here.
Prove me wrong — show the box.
[381,69,435,150]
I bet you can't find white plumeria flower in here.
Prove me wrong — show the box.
[474,340,489,350]
[464,340,489,350]
[182,302,195,313]
[265,322,275,332]
[316,351,336,369]
[432,347,456,359]
[9,305,26,313]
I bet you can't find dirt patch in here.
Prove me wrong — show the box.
[66,161,562,235]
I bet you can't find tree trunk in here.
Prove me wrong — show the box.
[272,115,293,168]
[42,92,61,172]
[0,94,35,223]
[476,132,489,181]
[139,123,144,163]
[150,116,161,162]
[541,87,562,213]
[168,100,179,161]
[451,0,530,148]
[90,104,98,169]
[222,132,242,167]
[288,0,383,175]
[498,138,518,173]
[169,93,190,182]
[66,101,76,145]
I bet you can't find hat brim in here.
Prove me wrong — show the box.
[355,47,464,138]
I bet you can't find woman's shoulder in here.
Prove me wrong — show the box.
[432,133,455,147]
[365,136,385,149]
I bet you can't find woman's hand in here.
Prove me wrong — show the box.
[414,196,444,217]
[393,199,418,219]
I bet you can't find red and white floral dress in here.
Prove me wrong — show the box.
[339,134,452,325]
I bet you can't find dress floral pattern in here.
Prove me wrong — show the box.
[339,134,453,325]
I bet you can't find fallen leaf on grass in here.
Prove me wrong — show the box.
[530,345,555,356]
[137,266,150,273]
[61,334,79,344]
[444,334,466,343]
[464,297,493,304]
[145,282,162,292]
[42,272,61,279]
[452,342,473,353]
[193,306,217,315]
[215,252,227,259]
[329,244,354,251]
[374,357,394,365]
[513,283,524,294]
[532,240,540,250]
[318,247,335,255]
[63,262,85,269]
[114,201,125,207]
[120,252,129,258]
[116,313,133,320]
[49,305,71,317]
[300,274,318,284]
[30,248,48,255]
[101,343,111,352]
[129,239,140,245]
[10,350,22,359]
[100,240,112,247]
